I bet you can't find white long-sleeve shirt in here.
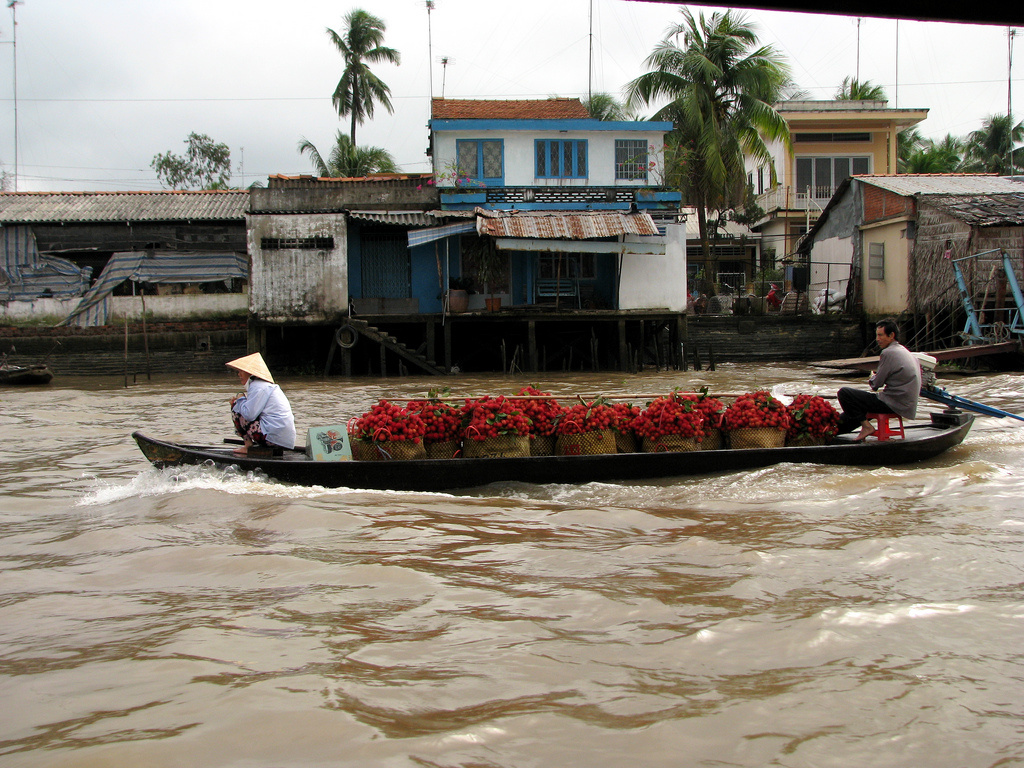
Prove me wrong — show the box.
[232,377,296,449]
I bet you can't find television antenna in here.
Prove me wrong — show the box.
[6,0,22,191]
[425,1,435,101]
[436,56,455,99]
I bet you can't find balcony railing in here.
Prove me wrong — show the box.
[756,185,836,213]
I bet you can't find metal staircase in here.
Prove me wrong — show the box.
[326,318,449,376]
[952,249,1024,344]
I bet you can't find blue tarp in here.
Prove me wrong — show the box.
[0,225,92,300]
[60,250,248,327]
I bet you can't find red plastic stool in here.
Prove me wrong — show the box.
[866,413,905,440]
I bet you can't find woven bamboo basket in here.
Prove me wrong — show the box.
[785,432,827,447]
[463,434,531,459]
[699,428,722,451]
[729,427,786,450]
[642,434,698,453]
[351,439,427,461]
[556,429,617,456]
[614,430,639,454]
[530,434,557,456]
[425,439,461,459]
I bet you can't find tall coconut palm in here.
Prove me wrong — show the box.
[327,9,401,145]
[625,8,791,269]
[902,134,967,174]
[964,114,1024,174]
[834,77,887,101]
[298,131,398,177]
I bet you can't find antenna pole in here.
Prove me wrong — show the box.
[588,0,593,102]
[8,0,21,191]
[1009,27,1016,174]
[426,1,434,102]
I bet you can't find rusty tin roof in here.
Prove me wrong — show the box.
[475,209,659,239]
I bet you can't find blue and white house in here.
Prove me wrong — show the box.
[427,98,688,311]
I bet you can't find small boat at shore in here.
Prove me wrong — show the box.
[0,363,54,385]
[132,411,974,492]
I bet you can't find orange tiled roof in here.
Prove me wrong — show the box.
[431,98,590,120]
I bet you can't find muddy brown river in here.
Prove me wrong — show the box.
[2,363,1023,767]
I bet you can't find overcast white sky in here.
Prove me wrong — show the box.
[0,0,1018,192]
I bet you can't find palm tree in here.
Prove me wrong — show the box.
[625,9,791,270]
[902,134,967,173]
[298,131,398,177]
[964,114,1024,174]
[583,93,627,121]
[834,77,887,101]
[327,9,401,145]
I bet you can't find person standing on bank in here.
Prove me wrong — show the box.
[837,319,921,442]
[226,353,296,455]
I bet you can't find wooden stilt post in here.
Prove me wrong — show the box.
[528,320,538,372]
[618,319,627,371]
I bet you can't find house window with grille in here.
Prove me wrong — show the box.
[261,237,334,250]
[456,140,504,184]
[615,139,648,181]
[868,242,885,280]
[535,140,588,179]
[795,155,870,200]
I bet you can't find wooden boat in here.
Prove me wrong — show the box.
[132,411,974,492]
[0,363,54,385]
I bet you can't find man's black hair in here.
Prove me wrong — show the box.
[876,318,900,339]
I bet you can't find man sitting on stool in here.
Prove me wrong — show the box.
[837,318,921,441]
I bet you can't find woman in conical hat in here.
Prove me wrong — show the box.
[227,352,296,455]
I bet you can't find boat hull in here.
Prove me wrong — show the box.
[132,412,974,492]
[0,365,53,385]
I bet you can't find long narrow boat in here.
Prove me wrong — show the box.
[0,363,53,385]
[132,411,974,492]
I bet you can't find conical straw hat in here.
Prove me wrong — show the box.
[226,352,274,384]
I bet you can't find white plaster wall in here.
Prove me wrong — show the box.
[618,224,687,311]
[433,130,666,187]
[0,293,247,323]
[247,213,348,322]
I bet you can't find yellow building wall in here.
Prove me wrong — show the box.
[860,220,911,315]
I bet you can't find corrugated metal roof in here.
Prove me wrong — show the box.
[859,174,1024,197]
[348,210,468,227]
[921,193,1024,226]
[431,98,590,120]
[475,209,659,239]
[0,191,250,224]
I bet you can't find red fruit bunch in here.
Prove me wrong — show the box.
[691,393,725,430]
[722,390,792,432]
[513,386,564,437]
[786,394,840,439]
[555,400,617,435]
[461,396,532,441]
[352,399,427,444]
[407,399,463,443]
[632,394,706,440]
[609,402,641,433]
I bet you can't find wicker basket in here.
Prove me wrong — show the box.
[729,427,786,450]
[556,429,617,456]
[351,439,427,461]
[786,432,826,447]
[425,439,461,459]
[642,434,698,453]
[463,434,531,459]
[530,434,557,456]
[699,428,722,451]
[614,430,639,454]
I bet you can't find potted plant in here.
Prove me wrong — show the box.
[447,276,472,313]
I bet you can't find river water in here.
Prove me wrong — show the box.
[2,364,1024,767]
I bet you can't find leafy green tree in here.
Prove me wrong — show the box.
[151,132,231,189]
[583,93,627,121]
[298,131,398,177]
[834,76,887,101]
[625,8,791,271]
[964,114,1024,174]
[327,9,401,145]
